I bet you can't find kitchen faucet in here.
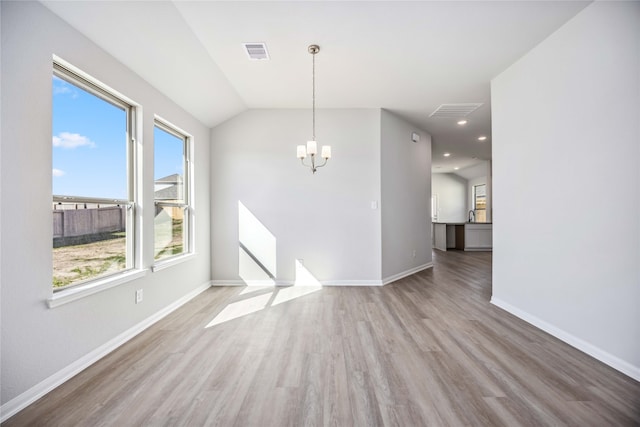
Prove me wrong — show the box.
[468,210,475,223]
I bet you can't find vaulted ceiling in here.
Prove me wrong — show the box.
[42,1,590,173]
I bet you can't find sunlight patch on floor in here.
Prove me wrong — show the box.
[205,291,273,328]
[207,260,324,327]
[272,260,322,306]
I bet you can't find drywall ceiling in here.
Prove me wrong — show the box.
[41,0,590,172]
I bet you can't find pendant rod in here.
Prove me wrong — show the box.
[309,44,319,142]
[312,49,315,141]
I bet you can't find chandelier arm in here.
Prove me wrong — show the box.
[315,158,328,169]
[301,155,320,173]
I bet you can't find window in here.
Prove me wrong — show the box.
[431,194,438,222]
[154,120,191,262]
[52,62,136,291]
[473,184,487,222]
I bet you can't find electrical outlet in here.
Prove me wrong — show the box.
[412,250,416,258]
[135,289,143,304]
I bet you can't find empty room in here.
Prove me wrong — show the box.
[1,1,639,425]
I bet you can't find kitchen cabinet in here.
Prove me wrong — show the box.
[433,222,492,251]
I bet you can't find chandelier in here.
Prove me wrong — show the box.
[297,44,331,173]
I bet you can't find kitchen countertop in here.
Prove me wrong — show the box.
[433,222,492,225]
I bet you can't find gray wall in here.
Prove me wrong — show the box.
[431,173,468,222]
[1,2,212,405]
[492,1,640,377]
[210,109,382,284]
[380,110,432,281]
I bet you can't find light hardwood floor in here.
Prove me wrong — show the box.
[5,250,640,426]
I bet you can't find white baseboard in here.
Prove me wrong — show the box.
[490,297,640,382]
[382,262,433,285]
[0,281,213,423]
[210,280,293,286]
[322,280,384,286]
[211,267,434,289]
[211,280,246,286]
[211,279,384,287]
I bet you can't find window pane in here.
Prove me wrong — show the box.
[52,75,127,200]
[154,126,184,201]
[154,206,186,260]
[53,202,128,289]
[474,184,487,222]
[154,124,188,262]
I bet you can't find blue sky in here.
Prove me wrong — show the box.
[52,76,184,200]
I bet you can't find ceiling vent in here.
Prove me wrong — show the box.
[243,42,270,60]
[429,103,483,118]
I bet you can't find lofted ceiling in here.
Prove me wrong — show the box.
[42,0,590,173]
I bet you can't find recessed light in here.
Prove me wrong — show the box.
[478,136,487,141]
[443,152,451,157]
[457,120,467,125]
[454,167,459,170]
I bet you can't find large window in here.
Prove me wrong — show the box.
[154,120,191,262]
[52,62,136,290]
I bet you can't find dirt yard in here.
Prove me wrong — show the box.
[53,237,127,288]
[53,219,184,289]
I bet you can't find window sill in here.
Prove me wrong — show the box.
[151,252,196,273]
[48,269,148,309]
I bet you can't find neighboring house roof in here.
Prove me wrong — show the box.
[155,174,183,201]
[155,173,182,185]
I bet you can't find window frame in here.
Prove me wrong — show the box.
[152,117,194,269]
[49,58,143,306]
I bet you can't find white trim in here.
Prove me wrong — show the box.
[2,281,212,423]
[382,262,433,285]
[210,279,384,287]
[151,252,197,272]
[211,280,247,286]
[210,280,295,287]
[210,272,435,288]
[321,280,384,286]
[491,297,640,382]
[48,269,148,308]
[53,55,139,107]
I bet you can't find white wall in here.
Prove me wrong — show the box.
[1,1,212,407]
[492,1,640,379]
[380,110,432,281]
[210,109,382,284]
[431,173,467,222]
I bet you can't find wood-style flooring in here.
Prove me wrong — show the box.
[4,250,640,426]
